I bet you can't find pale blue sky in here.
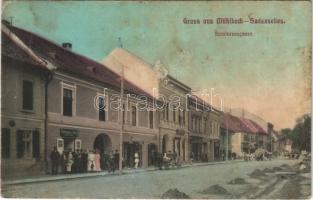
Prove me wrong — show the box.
[3,1,311,129]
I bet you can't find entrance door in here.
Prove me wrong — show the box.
[64,138,75,152]
[148,143,157,166]
[123,142,142,168]
[93,134,112,154]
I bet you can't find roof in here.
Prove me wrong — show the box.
[221,113,267,135]
[2,24,51,71]
[3,22,152,97]
[239,118,267,135]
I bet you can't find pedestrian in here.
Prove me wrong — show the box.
[109,150,115,173]
[114,150,119,171]
[50,146,60,175]
[72,150,78,173]
[66,150,74,173]
[134,152,140,169]
[81,149,88,172]
[76,150,82,173]
[59,151,66,174]
[88,150,95,172]
[95,149,101,172]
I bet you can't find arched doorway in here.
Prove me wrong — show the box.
[162,135,168,154]
[148,143,157,166]
[93,134,112,154]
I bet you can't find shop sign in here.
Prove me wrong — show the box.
[60,129,78,138]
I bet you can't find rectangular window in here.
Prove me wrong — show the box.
[173,110,176,122]
[2,128,10,158]
[17,130,32,158]
[131,106,137,126]
[63,88,73,116]
[22,80,33,110]
[149,110,154,129]
[98,97,105,121]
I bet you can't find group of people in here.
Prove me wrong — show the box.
[50,147,123,175]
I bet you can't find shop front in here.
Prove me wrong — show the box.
[123,141,142,168]
[57,128,81,154]
[190,136,206,162]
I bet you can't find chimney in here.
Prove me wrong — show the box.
[62,42,72,50]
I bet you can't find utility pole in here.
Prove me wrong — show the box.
[226,113,229,161]
[119,66,124,176]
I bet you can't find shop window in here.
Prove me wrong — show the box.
[149,110,154,129]
[22,80,33,110]
[63,88,73,116]
[16,130,32,158]
[131,106,137,126]
[1,128,10,158]
[98,96,106,121]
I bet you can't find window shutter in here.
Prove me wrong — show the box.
[1,128,10,158]
[32,131,40,158]
[16,130,24,158]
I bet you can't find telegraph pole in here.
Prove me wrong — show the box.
[226,114,229,161]
[119,66,124,175]
[118,37,124,175]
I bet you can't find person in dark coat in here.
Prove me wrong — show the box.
[50,146,60,175]
[114,150,119,171]
[81,149,88,173]
[109,150,115,173]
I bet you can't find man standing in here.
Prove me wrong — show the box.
[50,146,60,175]
[114,150,119,171]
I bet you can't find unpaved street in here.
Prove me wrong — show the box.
[2,159,310,199]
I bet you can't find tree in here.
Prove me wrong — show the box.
[291,114,311,152]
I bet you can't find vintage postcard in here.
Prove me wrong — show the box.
[1,1,311,199]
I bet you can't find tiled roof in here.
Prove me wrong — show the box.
[2,27,50,71]
[239,118,267,135]
[221,113,267,135]
[221,113,248,133]
[3,23,152,98]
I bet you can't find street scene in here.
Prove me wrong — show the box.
[2,159,310,199]
[1,1,311,199]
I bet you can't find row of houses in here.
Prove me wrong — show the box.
[1,21,273,178]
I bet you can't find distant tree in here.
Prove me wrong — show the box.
[281,128,292,139]
[291,114,311,152]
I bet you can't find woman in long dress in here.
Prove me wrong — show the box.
[134,152,139,169]
[94,150,101,172]
[87,150,95,172]
[66,151,73,173]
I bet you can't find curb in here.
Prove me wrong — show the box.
[3,160,243,186]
